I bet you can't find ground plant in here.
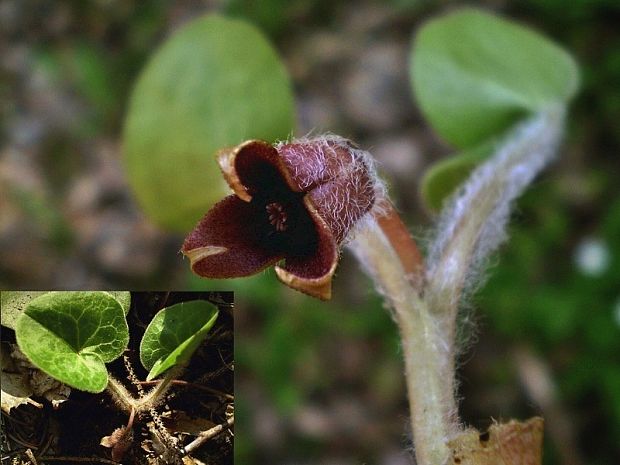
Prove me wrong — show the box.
[1,292,233,463]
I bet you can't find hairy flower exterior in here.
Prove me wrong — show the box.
[182,136,380,299]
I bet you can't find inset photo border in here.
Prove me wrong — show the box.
[1,291,233,464]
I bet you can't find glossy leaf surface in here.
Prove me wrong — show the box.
[140,300,219,381]
[15,292,129,393]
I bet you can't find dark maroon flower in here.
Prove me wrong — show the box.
[182,136,379,299]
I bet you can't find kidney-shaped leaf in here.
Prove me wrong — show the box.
[140,300,219,381]
[411,8,579,148]
[124,14,295,231]
[15,292,129,393]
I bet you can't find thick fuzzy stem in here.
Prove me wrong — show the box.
[106,368,178,414]
[350,108,564,464]
[427,109,564,313]
[107,376,136,413]
[135,368,178,411]
[351,212,458,465]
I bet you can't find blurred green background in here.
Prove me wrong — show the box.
[1,0,619,464]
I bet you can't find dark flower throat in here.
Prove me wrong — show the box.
[266,202,288,232]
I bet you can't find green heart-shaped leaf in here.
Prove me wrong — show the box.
[140,300,219,381]
[410,8,579,148]
[124,14,295,231]
[421,138,497,211]
[15,292,129,393]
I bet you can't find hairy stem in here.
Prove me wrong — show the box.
[351,109,564,464]
[135,367,178,411]
[106,376,135,413]
[351,208,459,465]
[106,367,178,413]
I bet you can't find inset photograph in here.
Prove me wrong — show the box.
[1,291,233,464]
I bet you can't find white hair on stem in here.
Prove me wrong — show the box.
[426,107,566,341]
[344,108,567,465]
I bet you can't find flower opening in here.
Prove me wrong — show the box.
[182,136,381,299]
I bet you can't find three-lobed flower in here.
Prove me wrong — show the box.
[182,136,380,299]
